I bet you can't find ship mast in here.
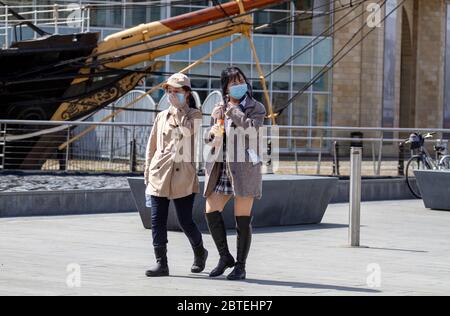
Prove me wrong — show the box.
[51,0,285,122]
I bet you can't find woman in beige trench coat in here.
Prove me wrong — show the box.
[204,67,266,281]
[144,73,208,278]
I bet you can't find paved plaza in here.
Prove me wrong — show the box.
[0,200,449,296]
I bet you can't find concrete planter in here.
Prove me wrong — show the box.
[332,177,416,203]
[0,189,135,217]
[128,175,339,231]
[415,170,450,211]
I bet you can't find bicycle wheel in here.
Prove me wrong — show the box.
[439,156,450,170]
[405,156,429,199]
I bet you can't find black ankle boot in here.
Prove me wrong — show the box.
[191,243,208,273]
[146,246,169,277]
[227,216,252,281]
[206,211,235,278]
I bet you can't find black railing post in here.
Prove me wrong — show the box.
[398,142,405,176]
[130,139,137,173]
[333,141,340,176]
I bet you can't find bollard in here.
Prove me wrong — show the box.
[349,147,362,247]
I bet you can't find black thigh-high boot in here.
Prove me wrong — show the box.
[146,246,169,277]
[205,211,236,277]
[227,216,252,281]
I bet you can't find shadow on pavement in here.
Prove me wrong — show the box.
[170,275,381,294]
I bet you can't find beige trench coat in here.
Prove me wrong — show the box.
[144,106,203,200]
[204,96,266,199]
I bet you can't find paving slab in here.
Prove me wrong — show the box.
[0,200,449,296]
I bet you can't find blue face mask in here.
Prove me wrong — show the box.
[176,93,186,105]
[229,84,248,100]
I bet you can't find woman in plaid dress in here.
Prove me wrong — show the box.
[203,67,266,281]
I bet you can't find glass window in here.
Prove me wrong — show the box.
[273,66,291,91]
[190,64,209,89]
[273,37,292,64]
[273,93,290,123]
[211,63,228,77]
[171,49,189,61]
[293,66,312,91]
[170,62,189,73]
[294,13,313,36]
[254,10,291,35]
[294,37,312,65]
[293,94,309,126]
[311,94,330,148]
[295,14,331,36]
[294,0,331,36]
[252,65,271,91]
[311,14,330,36]
[292,93,310,147]
[232,36,252,63]
[90,0,123,28]
[191,77,209,90]
[196,91,209,104]
[273,92,291,148]
[125,0,161,28]
[171,6,190,17]
[313,38,332,65]
[294,0,330,12]
[212,37,232,62]
[253,36,272,64]
[235,64,251,80]
[312,94,329,126]
[211,63,231,90]
[294,0,312,11]
[191,42,211,61]
[312,67,331,92]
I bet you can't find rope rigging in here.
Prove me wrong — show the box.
[273,0,405,117]
[6,0,346,83]
[2,0,406,120]
[265,0,371,79]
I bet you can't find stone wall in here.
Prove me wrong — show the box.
[331,0,448,157]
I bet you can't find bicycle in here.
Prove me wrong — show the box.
[405,132,450,199]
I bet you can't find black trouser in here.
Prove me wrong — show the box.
[147,194,202,248]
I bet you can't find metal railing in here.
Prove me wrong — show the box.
[1,119,450,175]
[1,3,91,48]
[270,125,450,177]
[0,120,152,172]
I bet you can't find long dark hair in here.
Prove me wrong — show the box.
[182,86,198,109]
[220,66,253,106]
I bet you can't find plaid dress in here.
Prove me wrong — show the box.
[214,129,234,195]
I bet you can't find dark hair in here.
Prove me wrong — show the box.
[174,86,197,109]
[220,66,253,105]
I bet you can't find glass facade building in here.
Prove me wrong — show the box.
[4,0,333,151]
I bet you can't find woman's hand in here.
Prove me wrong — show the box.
[211,106,224,120]
[210,125,223,139]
